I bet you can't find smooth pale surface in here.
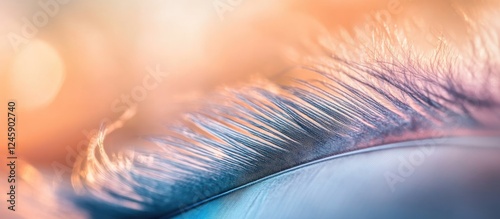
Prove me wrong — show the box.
[8,40,65,110]
[174,138,500,219]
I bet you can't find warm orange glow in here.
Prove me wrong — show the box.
[8,40,65,110]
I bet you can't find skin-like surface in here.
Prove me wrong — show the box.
[174,137,500,219]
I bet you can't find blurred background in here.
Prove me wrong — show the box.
[1,0,492,169]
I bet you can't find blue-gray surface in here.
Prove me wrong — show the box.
[174,139,500,219]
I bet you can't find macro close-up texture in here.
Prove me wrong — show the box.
[0,0,500,218]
